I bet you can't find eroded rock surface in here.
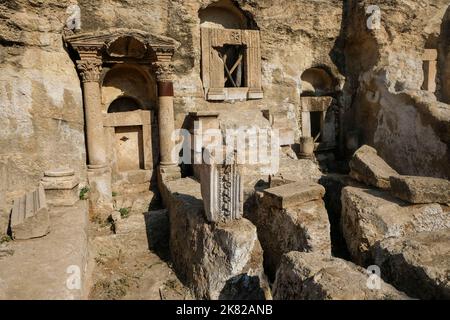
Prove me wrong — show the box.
[349,145,399,190]
[273,251,409,300]
[163,177,270,300]
[341,186,450,266]
[390,176,450,204]
[373,230,450,300]
[252,182,331,279]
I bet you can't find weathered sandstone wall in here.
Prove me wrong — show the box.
[343,1,450,178]
[0,1,86,234]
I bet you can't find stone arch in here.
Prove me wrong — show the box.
[101,64,157,113]
[101,64,158,174]
[107,36,147,58]
[300,67,339,150]
[301,67,336,97]
[108,96,142,113]
[199,0,256,30]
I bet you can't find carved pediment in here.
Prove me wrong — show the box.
[64,28,179,60]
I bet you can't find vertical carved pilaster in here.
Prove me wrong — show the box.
[199,150,244,223]
[76,59,102,83]
[76,57,106,166]
[154,61,177,167]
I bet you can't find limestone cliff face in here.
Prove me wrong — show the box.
[1,0,450,236]
[77,0,344,131]
[344,0,450,179]
[0,1,86,233]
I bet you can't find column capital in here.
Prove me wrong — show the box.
[76,59,102,83]
[153,62,174,82]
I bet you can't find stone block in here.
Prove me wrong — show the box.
[273,251,409,300]
[41,168,79,207]
[263,182,325,209]
[252,181,331,279]
[87,166,113,220]
[256,196,331,279]
[0,201,89,299]
[10,186,50,240]
[300,96,333,112]
[373,230,450,299]
[341,186,450,266]
[389,175,450,204]
[349,145,399,190]
[163,177,270,300]
[273,158,322,184]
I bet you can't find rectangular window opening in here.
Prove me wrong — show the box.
[217,45,246,88]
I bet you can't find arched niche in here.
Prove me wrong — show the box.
[199,0,254,29]
[101,64,156,113]
[107,36,147,58]
[300,67,339,151]
[101,65,158,174]
[301,67,335,97]
[108,96,142,113]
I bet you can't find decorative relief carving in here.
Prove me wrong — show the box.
[153,62,175,82]
[76,59,102,82]
[199,150,243,223]
[64,29,178,63]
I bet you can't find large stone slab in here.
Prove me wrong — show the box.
[273,251,409,300]
[0,201,89,299]
[390,175,450,204]
[349,145,399,190]
[262,182,325,209]
[373,230,450,299]
[162,177,270,300]
[10,186,50,240]
[272,158,323,185]
[341,186,450,266]
[252,182,331,279]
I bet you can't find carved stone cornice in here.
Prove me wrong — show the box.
[153,62,174,82]
[76,59,103,83]
[64,28,179,61]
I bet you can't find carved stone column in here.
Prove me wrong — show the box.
[155,62,177,167]
[77,58,107,167]
[76,58,112,218]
